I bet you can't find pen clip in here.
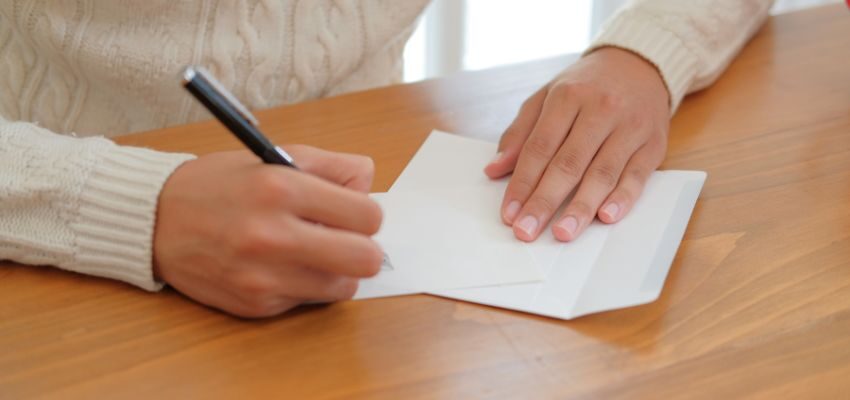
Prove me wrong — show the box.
[182,66,260,127]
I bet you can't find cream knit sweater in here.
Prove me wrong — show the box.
[0,0,773,291]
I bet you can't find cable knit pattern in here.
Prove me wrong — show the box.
[0,1,766,291]
[587,0,773,112]
[0,1,428,136]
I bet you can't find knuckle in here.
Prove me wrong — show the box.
[232,276,284,317]
[625,113,647,131]
[335,278,360,300]
[587,164,620,188]
[550,81,579,98]
[549,82,571,97]
[361,197,383,235]
[341,239,383,278]
[567,200,594,219]
[598,91,623,112]
[243,297,283,318]
[626,165,649,184]
[551,151,585,181]
[653,133,669,154]
[524,135,555,160]
[659,124,671,140]
[509,173,538,197]
[231,219,296,259]
[234,272,278,298]
[525,194,559,216]
[252,169,294,205]
[612,186,635,205]
[252,168,281,188]
[273,226,300,254]
[356,242,384,277]
[231,220,271,257]
[646,122,665,140]
[357,155,375,177]
[641,143,667,168]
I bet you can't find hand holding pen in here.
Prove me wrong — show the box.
[149,66,384,318]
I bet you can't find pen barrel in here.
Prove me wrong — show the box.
[184,73,295,168]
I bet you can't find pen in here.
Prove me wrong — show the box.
[181,65,298,169]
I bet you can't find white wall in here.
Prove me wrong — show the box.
[404,0,841,82]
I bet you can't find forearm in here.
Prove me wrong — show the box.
[0,117,195,290]
[586,0,775,112]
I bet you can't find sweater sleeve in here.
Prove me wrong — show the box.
[586,0,775,113]
[0,116,196,291]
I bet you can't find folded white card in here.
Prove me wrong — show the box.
[354,186,544,300]
[386,131,706,319]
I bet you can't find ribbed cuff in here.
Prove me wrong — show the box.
[70,144,196,291]
[584,11,700,114]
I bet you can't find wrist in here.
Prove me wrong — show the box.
[75,144,195,291]
[584,12,699,113]
[151,155,201,285]
[583,47,671,115]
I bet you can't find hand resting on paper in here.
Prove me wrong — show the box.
[152,146,383,317]
[485,47,671,243]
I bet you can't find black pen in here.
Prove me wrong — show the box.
[181,65,298,169]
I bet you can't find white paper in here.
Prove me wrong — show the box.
[353,187,544,300]
[385,131,706,319]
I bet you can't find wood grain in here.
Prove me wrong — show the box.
[2,5,849,399]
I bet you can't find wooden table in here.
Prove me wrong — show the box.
[2,5,849,399]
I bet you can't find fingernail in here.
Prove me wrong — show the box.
[556,216,578,238]
[504,200,521,222]
[516,215,539,237]
[602,202,620,220]
[489,151,504,165]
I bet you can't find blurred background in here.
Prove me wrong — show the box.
[403,0,841,82]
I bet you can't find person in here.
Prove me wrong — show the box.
[0,0,774,317]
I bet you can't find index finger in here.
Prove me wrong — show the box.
[500,84,580,224]
[284,145,375,193]
[279,168,383,236]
